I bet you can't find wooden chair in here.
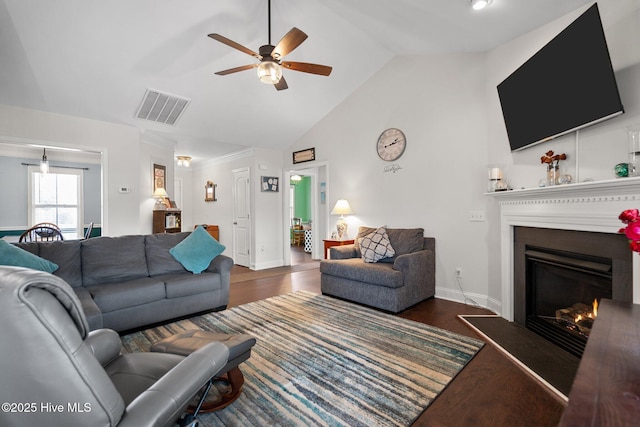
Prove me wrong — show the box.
[291,218,305,246]
[19,225,64,243]
[33,222,62,232]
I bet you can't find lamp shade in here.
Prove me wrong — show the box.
[257,61,282,84]
[153,187,169,198]
[330,199,354,216]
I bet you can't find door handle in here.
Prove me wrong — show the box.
[233,222,238,225]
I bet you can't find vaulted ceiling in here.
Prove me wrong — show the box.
[1,0,590,163]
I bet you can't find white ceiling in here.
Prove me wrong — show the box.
[0,0,591,163]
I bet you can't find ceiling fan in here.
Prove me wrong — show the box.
[208,0,332,91]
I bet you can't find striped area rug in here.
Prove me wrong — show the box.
[121,292,484,426]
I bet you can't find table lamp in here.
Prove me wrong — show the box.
[153,187,169,210]
[330,199,354,240]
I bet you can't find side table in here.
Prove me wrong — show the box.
[323,239,355,259]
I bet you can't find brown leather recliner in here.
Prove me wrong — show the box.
[0,266,229,427]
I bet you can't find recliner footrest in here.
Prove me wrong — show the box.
[151,330,256,412]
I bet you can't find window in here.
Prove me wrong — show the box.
[28,166,84,239]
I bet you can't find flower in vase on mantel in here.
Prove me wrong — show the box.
[540,150,567,186]
[619,209,640,252]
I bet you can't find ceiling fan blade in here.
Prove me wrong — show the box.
[208,33,260,58]
[273,27,308,59]
[281,61,332,76]
[215,64,258,76]
[274,76,288,91]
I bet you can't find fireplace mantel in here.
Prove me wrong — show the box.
[490,177,640,321]
[488,176,640,204]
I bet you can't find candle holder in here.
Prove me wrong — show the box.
[488,168,506,192]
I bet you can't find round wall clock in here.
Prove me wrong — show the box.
[376,128,406,161]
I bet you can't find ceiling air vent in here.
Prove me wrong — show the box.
[135,89,190,126]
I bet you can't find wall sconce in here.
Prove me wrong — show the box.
[205,181,217,202]
[176,156,191,167]
[330,199,354,240]
[290,174,302,184]
[153,187,169,211]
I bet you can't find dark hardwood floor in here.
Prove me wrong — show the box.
[229,247,566,426]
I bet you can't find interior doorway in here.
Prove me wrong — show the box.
[283,163,329,265]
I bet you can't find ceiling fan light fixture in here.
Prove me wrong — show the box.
[257,60,282,84]
[176,155,191,167]
[471,0,492,10]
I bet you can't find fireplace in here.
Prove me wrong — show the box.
[513,227,632,357]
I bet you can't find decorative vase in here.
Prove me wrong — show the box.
[628,128,640,177]
[614,163,629,178]
[546,164,559,186]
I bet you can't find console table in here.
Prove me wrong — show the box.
[323,239,354,259]
[559,299,640,426]
[196,224,219,241]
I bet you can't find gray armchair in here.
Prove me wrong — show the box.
[320,227,435,313]
[0,266,229,427]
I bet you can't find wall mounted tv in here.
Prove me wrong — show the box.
[497,3,624,152]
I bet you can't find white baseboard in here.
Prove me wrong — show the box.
[435,286,501,315]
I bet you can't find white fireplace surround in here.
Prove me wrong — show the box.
[492,177,640,321]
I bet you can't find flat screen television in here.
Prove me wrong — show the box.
[497,3,624,152]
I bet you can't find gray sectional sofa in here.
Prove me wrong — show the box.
[320,227,435,313]
[16,232,233,332]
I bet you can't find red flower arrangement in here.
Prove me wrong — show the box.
[540,150,567,165]
[619,209,640,252]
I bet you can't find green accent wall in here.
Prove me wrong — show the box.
[293,176,311,221]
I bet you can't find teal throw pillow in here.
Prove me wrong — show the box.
[169,226,225,274]
[0,240,59,273]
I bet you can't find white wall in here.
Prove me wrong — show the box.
[286,0,640,310]
[287,53,492,306]
[139,140,176,233]
[0,104,177,236]
[190,148,285,269]
[484,0,640,310]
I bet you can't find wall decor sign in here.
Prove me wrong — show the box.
[261,176,279,192]
[293,147,315,164]
[153,164,166,192]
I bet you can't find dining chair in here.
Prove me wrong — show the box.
[33,222,62,232]
[19,225,64,243]
[291,218,305,246]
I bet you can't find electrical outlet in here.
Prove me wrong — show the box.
[470,211,485,222]
[455,267,462,278]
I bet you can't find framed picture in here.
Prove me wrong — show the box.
[261,176,279,192]
[165,214,176,229]
[293,147,315,164]
[153,164,166,192]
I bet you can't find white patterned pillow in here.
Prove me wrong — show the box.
[359,227,396,263]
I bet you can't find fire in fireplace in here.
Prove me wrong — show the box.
[555,298,598,337]
[525,247,613,357]
[513,227,632,358]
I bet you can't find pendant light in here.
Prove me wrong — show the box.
[40,148,49,174]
